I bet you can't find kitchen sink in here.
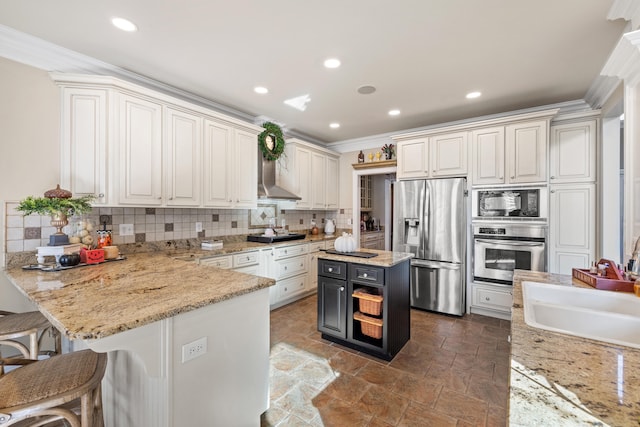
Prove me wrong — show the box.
[521,280,640,349]
[246,233,307,244]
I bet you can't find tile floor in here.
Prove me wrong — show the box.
[261,295,511,427]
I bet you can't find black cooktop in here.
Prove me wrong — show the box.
[246,233,307,244]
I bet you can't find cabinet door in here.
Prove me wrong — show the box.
[233,129,258,208]
[317,276,347,338]
[118,93,163,205]
[293,147,312,209]
[203,120,232,207]
[325,156,339,209]
[550,120,597,183]
[506,120,547,184]
[430,132,468,177]
[165,108,202,206]
[396,138,428,179]
[471,126,505,185]
[549,184,596,275]
[60,88,109,205]
[311,152,327,209]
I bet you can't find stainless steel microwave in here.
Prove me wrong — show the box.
[471,187,547,220]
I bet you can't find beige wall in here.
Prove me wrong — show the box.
[1,57,60,308]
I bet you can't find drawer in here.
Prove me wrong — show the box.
[318,259,347,280]
[473,286,512,312]
[233,251,259,268]
[325,239,335,250]
[361,233,381,242]
[199,255,232,269]
[278,274,308,300]
[308,241,325,253]
[275,255,307,280]
[350,264,384,285]
[274,244,308,260]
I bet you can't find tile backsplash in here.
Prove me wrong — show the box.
[4,202,354,254]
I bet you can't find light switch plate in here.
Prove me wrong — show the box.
[195,222,203,232]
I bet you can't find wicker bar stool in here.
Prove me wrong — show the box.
[0,311,61,361]
[0,349,107,427]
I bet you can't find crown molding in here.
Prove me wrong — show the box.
[0,24,257,124]
[608,0,640,30]
[601,29,640,87]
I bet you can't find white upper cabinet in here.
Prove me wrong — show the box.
[430,132,468,177]
[471,119,549,186]
[325,156,339,210]
[549,119,597,183]
[59,87,109,205]
[52,74,261,209]
[311,152,327,209]
[233,129,258,208]
[506,120,548,184]
[396,138,428,179]
[471,126,505,185]
[118,93,164,205]
[278,138,339,210]
[203,121,257,209]
[165,107,202,206]
[394,132,467,180]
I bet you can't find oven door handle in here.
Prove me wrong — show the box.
[475,238,544,247]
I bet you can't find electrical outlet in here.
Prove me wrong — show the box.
[182,337,207,363]
[195,222,203,232]
[347,218,352,225]
[119,224,134,236]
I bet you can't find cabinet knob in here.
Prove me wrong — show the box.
[363,273,368,278]
[300,263,303,267]
[328,267,333,272]
[98,193,105,198]
[284,287,288,292]
[236,199,239,203]
[247,256,250,260]
[284,266,288,270]
[550,176,556,179]
[339,287,345,292]
[550,190,555,193]
[499,176,503,180]
[169,197,174,200]
[485,296,491,301]
[510,176,515,179]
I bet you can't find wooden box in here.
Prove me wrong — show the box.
[572,258,634,292]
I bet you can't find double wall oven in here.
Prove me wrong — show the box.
[472,187,548,285]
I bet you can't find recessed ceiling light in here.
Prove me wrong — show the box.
[466,91,482,99]
[357,85,376,95]
[388,109,401,116]
[112,17,138,32]
[329,123,340,129]
[254,86,268,94]
[324,58,341,69]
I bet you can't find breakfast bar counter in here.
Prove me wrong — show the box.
[510,270,640,426]
[3,252,276,427]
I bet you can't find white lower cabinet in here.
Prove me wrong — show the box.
[470,283,512,320]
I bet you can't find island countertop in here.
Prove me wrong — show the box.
[510,270,640,426]
[3,252,275,341]
[318,249,414,267]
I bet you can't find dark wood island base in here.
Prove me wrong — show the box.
[317,250,412,361]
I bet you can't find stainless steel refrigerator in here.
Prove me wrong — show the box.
[392,178,467,316]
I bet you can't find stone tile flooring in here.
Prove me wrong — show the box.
[261,295,511,426]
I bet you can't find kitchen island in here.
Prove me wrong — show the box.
[317,249,413,360]
[4,252,275,427]
[510,270,640,426]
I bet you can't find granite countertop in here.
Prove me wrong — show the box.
[4,252,275,341]
[510,270,640,426]
[318,249,413,267]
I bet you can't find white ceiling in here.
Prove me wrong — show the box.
[0,0,627,144]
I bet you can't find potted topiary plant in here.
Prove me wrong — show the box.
[17,185,95,245]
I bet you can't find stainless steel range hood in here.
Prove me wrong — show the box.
[257,154,301,201]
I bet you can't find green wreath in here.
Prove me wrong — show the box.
[258,121,285,161]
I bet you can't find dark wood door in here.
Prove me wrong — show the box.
[317,276,347,338]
